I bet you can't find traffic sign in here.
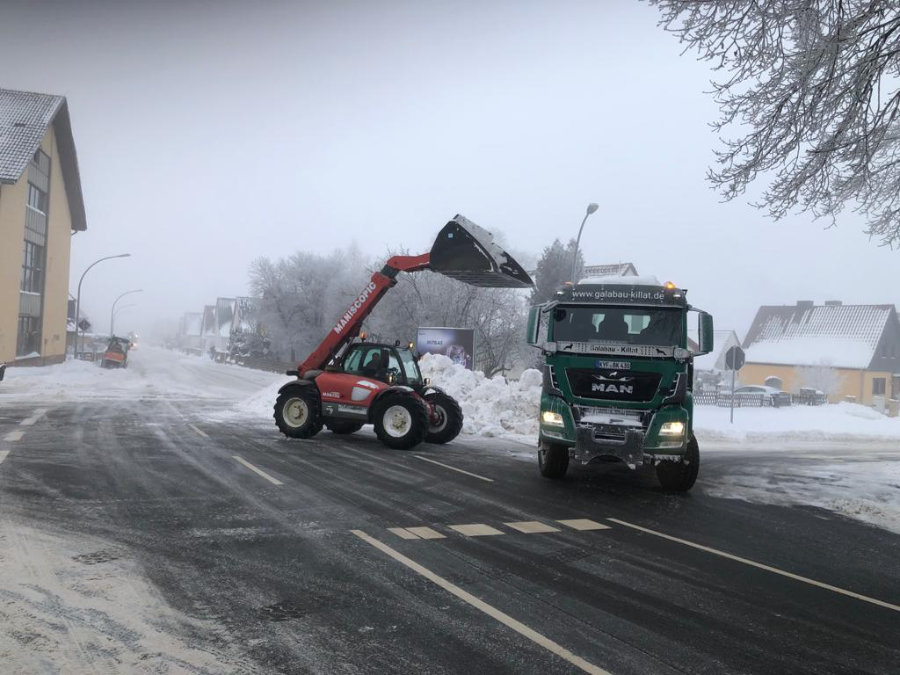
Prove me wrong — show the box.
[725,345,745,370]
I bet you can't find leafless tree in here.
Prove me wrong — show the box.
[650,1,900,246]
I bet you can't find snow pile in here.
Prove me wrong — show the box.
[419,354,541,442]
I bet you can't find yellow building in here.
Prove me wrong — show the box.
[0,88,86,366]
[742,301,900,406]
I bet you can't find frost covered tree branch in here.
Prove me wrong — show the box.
[649,0,900,246]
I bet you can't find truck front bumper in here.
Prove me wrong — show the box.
[572,426,646,469]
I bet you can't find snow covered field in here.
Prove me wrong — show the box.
[2,349,898,533]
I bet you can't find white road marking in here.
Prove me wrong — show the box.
[505,521,561,534]
[405,526,445,540]
[413,455,494,482]
[20,408,48,426]
[608,518,900,613]
[388,527,421,540]
[190,424,209,438]
[232,455,283,486]
[4,430,25,442]
[449,523,504,537]
[0,450,9,465]
[351,530,610,675]
[558,519,610,531]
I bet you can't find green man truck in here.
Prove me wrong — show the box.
[526,275,714,491]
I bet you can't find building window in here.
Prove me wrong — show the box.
[872,378,886,396]
[21,240,44,294]
[16,315,41,357]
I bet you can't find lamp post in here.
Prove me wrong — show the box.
[571,202,599,283]
[74,254,130,358]
[110,289,142,336]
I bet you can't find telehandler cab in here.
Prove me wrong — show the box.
[273,215,532,450]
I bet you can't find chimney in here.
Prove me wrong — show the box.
[796,300,814,310]
[824,300,842,306]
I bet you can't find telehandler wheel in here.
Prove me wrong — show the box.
[372,393,428,450]
[538,442,569,479]
[424,392,463,444]
[325,420,364,435]
[274,387,323,439]
[656,434,700,492]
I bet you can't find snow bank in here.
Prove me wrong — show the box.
[419,354,541,443]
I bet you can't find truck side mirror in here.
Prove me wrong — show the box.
[526,306,541,346]
[697,311,714,355]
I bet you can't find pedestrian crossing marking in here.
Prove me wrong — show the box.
[388,527,421,540]
[405,526,445,540]
[449,523,504,537]
[557,519,609,531]
[505,521,560,534]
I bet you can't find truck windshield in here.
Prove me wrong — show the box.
[552,306,683,347]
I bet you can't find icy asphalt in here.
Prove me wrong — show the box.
[0,348,897,673]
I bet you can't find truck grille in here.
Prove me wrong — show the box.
[566,368,662,402]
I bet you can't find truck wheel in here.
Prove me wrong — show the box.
[274,387,323,439]
[325,420,364,435]
[656,434,699,492]
[424,392,463,444]
[372,394,428,450]
[538,443,569,479]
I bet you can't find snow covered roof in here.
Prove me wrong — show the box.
[582,262,638,277]
[743,303,893,369]
[577,274,661,286]
[0,88,86,231]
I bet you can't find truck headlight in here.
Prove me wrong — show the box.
[541,410,565,427]
[660,421,685,436]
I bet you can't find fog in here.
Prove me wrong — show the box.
[1,0,894,343]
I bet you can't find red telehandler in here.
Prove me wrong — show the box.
[273,215,533,450]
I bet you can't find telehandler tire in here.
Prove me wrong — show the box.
[424,392,463,444]
[274,386,323,439]
[538,442,569,479]
[656,434,699,492]
[372,393,428,450]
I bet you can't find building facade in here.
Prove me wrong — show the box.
[0,89,86,365]
[741,301,900,405]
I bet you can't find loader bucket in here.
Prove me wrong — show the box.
[429,215,533,288]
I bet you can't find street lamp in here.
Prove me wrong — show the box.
[74,253,130,358]
[110,289,142,336]
[571,202,599,283]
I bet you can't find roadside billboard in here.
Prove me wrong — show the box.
[416,327,475,370]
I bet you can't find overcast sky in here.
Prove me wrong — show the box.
[1,0,895,341]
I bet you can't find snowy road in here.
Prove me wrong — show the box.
[0,348,898,673]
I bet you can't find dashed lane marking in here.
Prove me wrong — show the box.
[20,408,48,426]
[608,518,900,613]
[505,521,561,534]
[558,519,610,531]
[388,527,421,540]
[351,530,610,675]
[232,455,284,486]
[413,455,494,482]
[4,430,24,442]
[190,424,209,438]
[449,523,505,537]
[0,450,8,465]
[405,527,445,540]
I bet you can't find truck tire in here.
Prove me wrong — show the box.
[372,393,428,450]
[274,386,323,439]
[538,443,569,479]
[424,392,463,444]
[325,420,364,435]
[656,434,699,492]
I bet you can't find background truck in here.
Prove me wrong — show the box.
[526,275,713,491]
[274,215,532,451]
